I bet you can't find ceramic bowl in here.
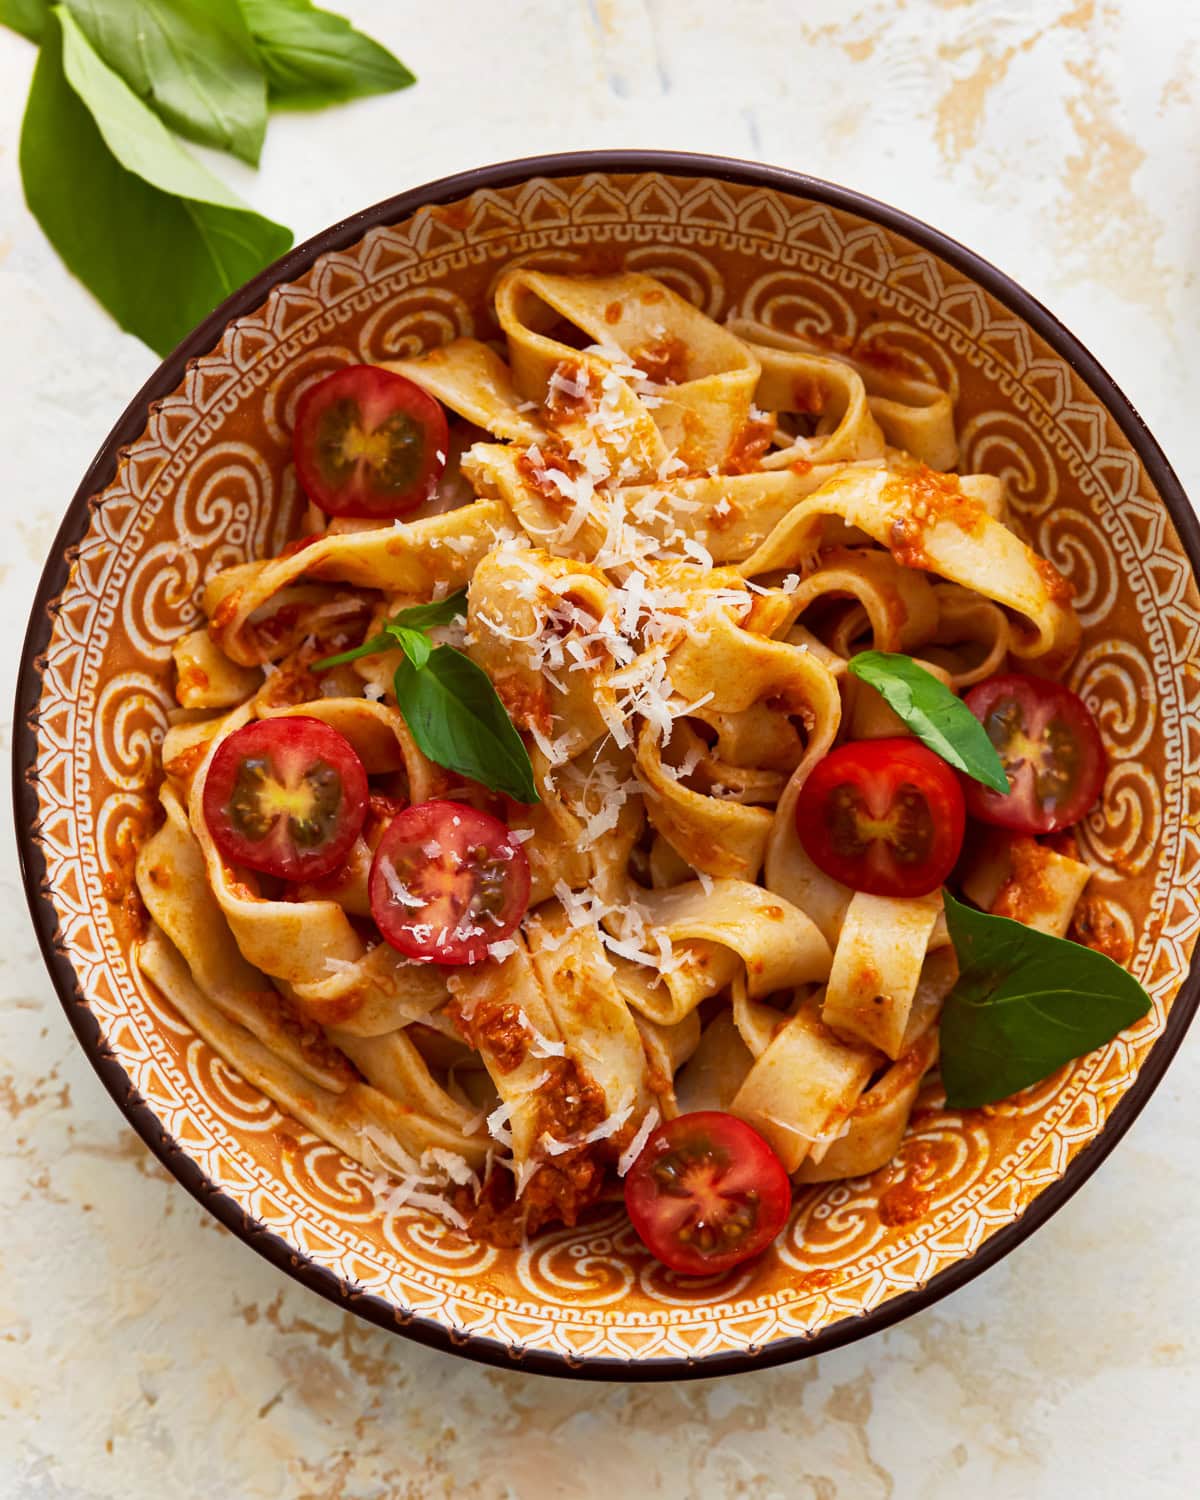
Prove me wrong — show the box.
[15,152,1200,1379]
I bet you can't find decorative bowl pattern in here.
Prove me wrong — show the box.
[15,155,1200,1378]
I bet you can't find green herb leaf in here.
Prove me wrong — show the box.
[20,8,292,357]
[939,890,1151,1109]
[1,0,50,41]
[309,590,535,800]
[394,646,540,805]
[847,651,1011,794]
[382,588,468,632]
[392,624,432,671]
[63,0,268,165]
[312,631,393,670]
[237,0,415,109]
[312,589,467,669]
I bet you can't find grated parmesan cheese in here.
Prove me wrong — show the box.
[322,956,359,975]
[517,1008,566,1058]
[617,1106,661,1176]
[380,861,422,909]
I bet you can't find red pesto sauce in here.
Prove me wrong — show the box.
[877,1144,937,1227]
[454,1056,613,1247]
[633,335,689,385]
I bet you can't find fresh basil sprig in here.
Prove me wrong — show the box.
[1,0,49,42]
[314,590,540,806]
[7,0,414,355]
[939,891,1151,1109]
[65,0,268,165]
[395,649,540,806]
[21,7,292,355]
[847,651,1011,794]
[314,589,468,671]
[240,0,415,109]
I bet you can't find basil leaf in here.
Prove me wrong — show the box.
[394,646,539,805]
[21,9,292,357]
[848,651,1011,794]
[392,624,431,671]
[939,891,1151,1109]
[237,0,415,109]
[1,0,49,41]
[312,589,467,670]
[384,587,468,632]
[63,0,268,166]
[312,631,393,670]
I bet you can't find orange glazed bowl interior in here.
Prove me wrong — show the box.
[15,153,1200,1378]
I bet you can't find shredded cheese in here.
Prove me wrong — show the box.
[617,1106,661,1176]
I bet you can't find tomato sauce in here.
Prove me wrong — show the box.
[461,1146,606,1247]
[279,533,325,560]
[515,444,585,509]
[452,997,531,1074]
[991,837,1060,925]
[1070,896,1134,965]
[542,362,594,418]
[1034,554,1075,605]
[163,740,209,785]
[725,416,775,474]
[853,338,928,381]
[633,335,689,386]
[885,465,988,571]
[790,375,827,415]
[459,1057,612,1245]
[877,1144,936,1227]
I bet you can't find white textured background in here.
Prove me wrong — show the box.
[3,2,1199,1495]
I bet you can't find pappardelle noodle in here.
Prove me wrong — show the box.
[135,268,1132,1269]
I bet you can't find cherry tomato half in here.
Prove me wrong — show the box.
[368,800,531,965]
[202,716,368,882]
[795,737,965,898]
[624,1111,792,1276]
[962,672,1106,834]
[293,365,448,518]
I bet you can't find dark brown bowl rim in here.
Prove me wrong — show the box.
[13,150,1200,1381]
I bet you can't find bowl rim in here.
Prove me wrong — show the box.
[13,148,1200,1381]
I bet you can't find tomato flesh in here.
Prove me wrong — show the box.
[963,673,1106,834]
[795,737,965,898]
[624,1111,791,1275]
[369,800,530,965]
[294,365,448,518]
[202,716,368,882]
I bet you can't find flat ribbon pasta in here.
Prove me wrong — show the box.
[739,463,1080,666]
[204,502,514,665]
[730,992,878,1173]
[608,879,833,1026]
[728,317,957,470]
[822,891,943,1058]
[638,606,842,880]
[138,928,488,1170]
[136,784,352,1091]
[497,268,761,472]
[385,337,547,443]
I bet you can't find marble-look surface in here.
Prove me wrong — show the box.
[2,2,1198,1495]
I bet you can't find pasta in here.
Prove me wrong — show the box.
[134,267,1102,1255]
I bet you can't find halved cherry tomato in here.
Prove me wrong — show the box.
[293,365,448,518]
[962,672,1106,833]
[368,800,530,965]
[202,716,368,882]
[795,738,965,898]
[624,1111,792,1276]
